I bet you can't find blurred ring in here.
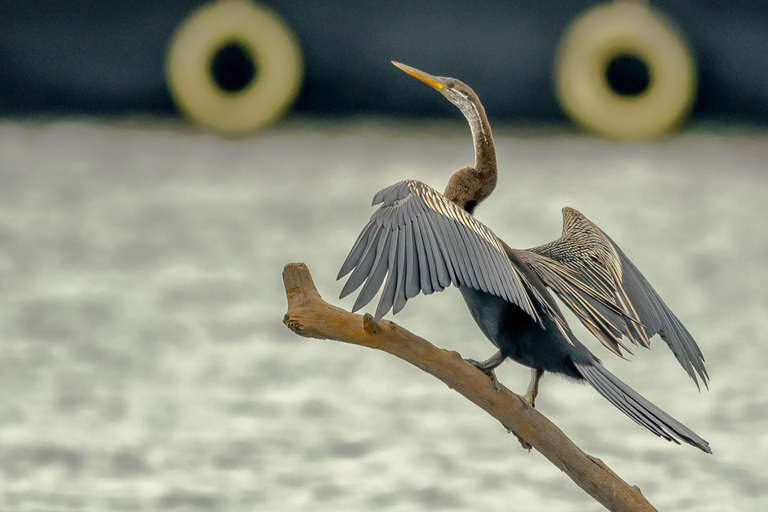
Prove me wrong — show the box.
[165,0,303,134]
[554,1,696,138]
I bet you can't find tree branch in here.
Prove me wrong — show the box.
[282,262,657,512]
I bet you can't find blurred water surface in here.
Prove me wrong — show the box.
[0,118,766,511]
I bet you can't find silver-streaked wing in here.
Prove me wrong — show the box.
[338,180,539,323]
[524,207,708,387]
[515,249,636,357]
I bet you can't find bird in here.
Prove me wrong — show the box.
[337,61,710,453]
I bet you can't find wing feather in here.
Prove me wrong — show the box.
[393,226,409,314]
[352,228,392,312]
[422,208,458,285]
[404,221,421,299]
[411,217,435,294]
[338,180,538,323]
[461,222,492,294]
[525,207,707,387]
[338,220,376,279]
[432,198,480,289]
[339,224,383,298]
[434,209,473,288]
[376,229,401,320]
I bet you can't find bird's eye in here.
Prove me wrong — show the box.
[447,80,456,89]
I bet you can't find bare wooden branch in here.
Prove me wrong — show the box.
[282,262,657,512]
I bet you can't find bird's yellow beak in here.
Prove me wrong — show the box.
[392,61,444,90]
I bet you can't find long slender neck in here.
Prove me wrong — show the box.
[442,99,498,214]
[457,100,497,177]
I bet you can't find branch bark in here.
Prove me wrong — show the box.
[282,262,657,512]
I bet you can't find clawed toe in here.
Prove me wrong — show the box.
[505,427,532,451]
[522,368,543,408]
[465,358,502,393]
[520,391,536,408]
[486,370,501,393]
[515,433,532,451]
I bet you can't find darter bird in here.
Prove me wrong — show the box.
[337,61,710,453]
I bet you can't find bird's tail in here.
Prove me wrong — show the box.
[573,361,711,453]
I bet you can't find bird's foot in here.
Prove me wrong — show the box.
[521,368,543,408]
[520,391,536,409]
[516,434,533,451]
[465,358,501,393]
[505,427,533,451]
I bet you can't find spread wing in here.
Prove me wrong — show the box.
[338,180,540,323]
[522,207,708,388]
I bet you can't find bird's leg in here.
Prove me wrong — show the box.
[465,351,506,393]
[521,368,544,408]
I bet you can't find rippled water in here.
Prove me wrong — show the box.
[0,119,766,511]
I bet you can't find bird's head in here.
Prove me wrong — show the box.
[392,61,478,114]
[392,61,496,213]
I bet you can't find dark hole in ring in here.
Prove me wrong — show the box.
[605,54,651,97]
[210,41,258,93]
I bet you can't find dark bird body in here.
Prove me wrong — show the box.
[337,62,710,453]
[461,286,581,376]
[460,282,707,449]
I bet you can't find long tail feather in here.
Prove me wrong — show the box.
[573,362,711,453]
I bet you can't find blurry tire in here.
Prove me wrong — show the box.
[165,0,303,134]
[554,1,696,138]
